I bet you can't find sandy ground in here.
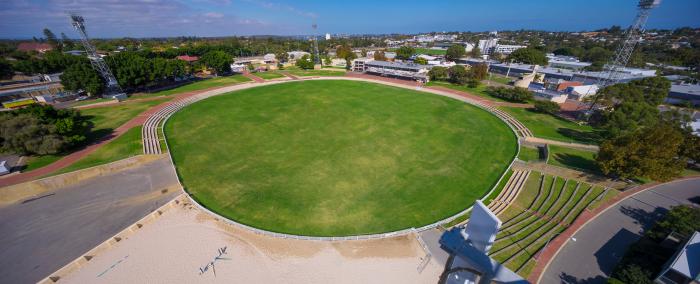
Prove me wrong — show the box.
[59,198,443,284]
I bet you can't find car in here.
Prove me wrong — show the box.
[74,96,88,101]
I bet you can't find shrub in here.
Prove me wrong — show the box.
[486,86,532,102]
[533,100,560,114]
[467,79,480,88]
[295,54,315,70]
[428,66,448,81]
[448,65,469,85]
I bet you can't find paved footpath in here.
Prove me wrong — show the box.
[0,157,180,284]
[532,177,700,283]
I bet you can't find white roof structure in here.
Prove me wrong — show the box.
[569,85,599,97]
[657,231,700,283]
[0,161,9,176]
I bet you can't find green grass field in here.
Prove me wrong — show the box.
[254,72,285,80]
[519,146,541,162]
[499,107,601,144]
[547,145,599,173]
[23,155,63,171]
[54,126,143,175]
[166,80,517,236]
[282,67,346,77]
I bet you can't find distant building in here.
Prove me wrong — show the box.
[17,42,53,53]
[176,55,199,62]
[287,51,311,62]
[493,44,526,55]
[666,84,700,106]
[547,54,592,71]
[655,231,700,284]
[567,85,600,101]
[353,59,430,82]
[325,33,331,40]
[477,38,525,55]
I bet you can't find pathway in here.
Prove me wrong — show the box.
[242,71,265,83]
[0,156,180,284]
[524,136,599,151]
[532,177,700,283]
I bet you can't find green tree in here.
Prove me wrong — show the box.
[0,105,90,155]
[276,51,289,63]
[533,100,561,114]
[295,54,315,70]
[336,45,357,69]
[414,57,428,65]
[486,86,533,102]
[583,47,613,66]
[448,65,469,85]
[0,58,13,80]
[506,48,548,65]
[428,66,448,81]
[470,46,481,58]
[201,50,233,74]
[597,122,686,181]
[60,62,105,96]
[61,33,74,50]
[470,63,488,81]
[323,56,332,66]
[446,44,466,61]
[649,205,700,240]
[613,265,653,284]
[43,28,60,51]
[395,46,415,60]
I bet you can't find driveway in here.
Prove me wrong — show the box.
[0,157,180,284]
[540,178,700,283]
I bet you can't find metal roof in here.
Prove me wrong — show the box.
[364,60,429,70]
[669,231,700,280]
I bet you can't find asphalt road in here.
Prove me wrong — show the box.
[540,178,700,284]
[0,157,180,284]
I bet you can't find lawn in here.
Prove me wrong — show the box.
[129,75,252,99]
[547,145,599,173]
[489,74,513,85]
[425,81,516,103]
[519,145,541,162]
[254,71,285,80]
[166,80,517,236]
[54,126,143,175]
[499,107,602,144]
[23,99,167,172]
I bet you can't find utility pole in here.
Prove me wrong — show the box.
[69,13,126,100]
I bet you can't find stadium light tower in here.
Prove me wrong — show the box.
[312,23,321,65]
[69,13,126,99]
[587,0,661,111]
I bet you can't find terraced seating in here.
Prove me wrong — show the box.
[487,170,531,216]
[486,172,609,278]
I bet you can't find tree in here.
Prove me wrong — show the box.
[295,54,315,70]
[373,51,387,61]
[395,46,415,60]
[428,66,448,81]
[0,58,13,80]
[490,51,503,61]
[506,48,548,65]
[336,45,357,70]
[448,65,469,85]
[60,62,105,96]
[43,28,60,51]
[470,63,488,81]
[613,265,653,284]
[276,51,289,63]
[486,86,532,102]
[533,100,561,114]
[323,56,332,66]
[470,46,481,58]
[0,105,90,155]
[446,44,466,61]
[597,122,686,181]
[583,47,612,66]
[414,57,428,65]
[201,51,232,74]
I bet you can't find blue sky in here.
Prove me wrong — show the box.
[1,0,699,39]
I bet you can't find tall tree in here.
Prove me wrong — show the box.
[43,28,60,51]
[470,63,488,81]
[506,48,548,65]
[60,62,105,96]
[471,46,481,58]
[60,33,74,50]
[336,45,356,69]
[0,58,13,80]
[448,65,469,85]
[597,122,686,181]
[373,51,387,61]
[395,46,415,60]
[201,50,233,74]
[445,44,466,61]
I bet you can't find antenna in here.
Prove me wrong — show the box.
[586,0,661,111]
[69,12,125,99]
[312,23,320,65]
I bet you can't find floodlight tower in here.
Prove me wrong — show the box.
[69,13,125,99]
[311,23,321,64]
[587,0,661,110]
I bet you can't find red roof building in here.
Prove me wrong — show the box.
[176,55,199,62]
[17,42,53,53]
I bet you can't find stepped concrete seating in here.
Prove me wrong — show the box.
[487,170,531,217]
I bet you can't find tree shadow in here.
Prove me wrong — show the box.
[552,153,600,173]
[593,228,641,277]
[559,272,608,284]
[618,205,667,230]
[556,128,602,145]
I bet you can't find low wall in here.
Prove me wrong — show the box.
[0,155,165,206]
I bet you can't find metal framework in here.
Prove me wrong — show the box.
[311,23,320,64]
[69,13,125,98]
[587,0,661,110]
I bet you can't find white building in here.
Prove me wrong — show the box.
[547,54,592,71]
[477,38,525,55]
[287,51,311,62]
[568,85,600,101]
[494,44,526,55]
[353,59,430,82]
[325,33,331,40]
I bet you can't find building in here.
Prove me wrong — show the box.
[547,54,592,71]
[666,84,700,106]
[477,38,525,55]
[655,231,699,284]
[286,51,311,62]
[567,85,600,101]
[325,33,331,40]
[17,42,53,53]
[493,44,526,55]
[545,78,583,92]
[353,59,430,82]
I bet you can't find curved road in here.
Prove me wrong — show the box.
[540,178,700,283]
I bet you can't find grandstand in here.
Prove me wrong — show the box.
[488,172,609,277]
